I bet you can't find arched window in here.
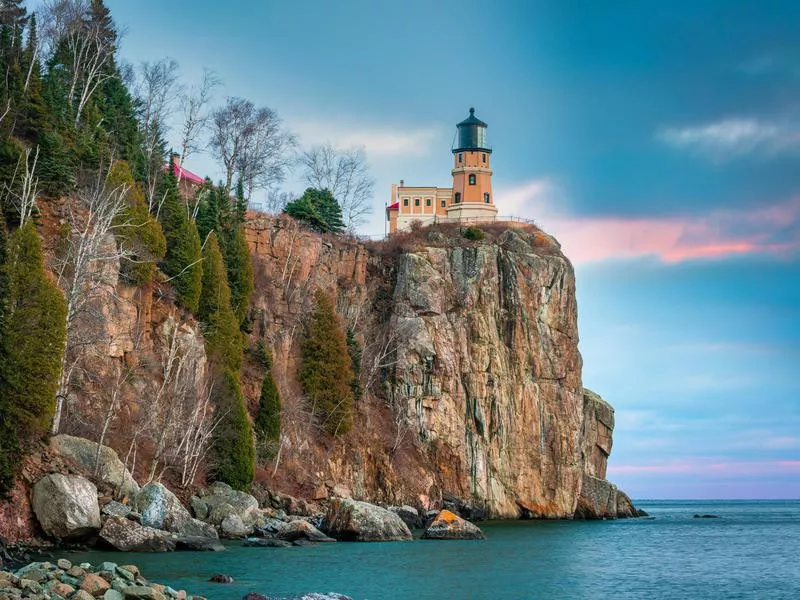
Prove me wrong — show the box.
[455,192,461,204]
[484,193,490,204]
[469,174,476,185]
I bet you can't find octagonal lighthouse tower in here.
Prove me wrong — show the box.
[447,107,498,222]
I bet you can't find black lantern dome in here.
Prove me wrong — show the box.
[453,107,491,154]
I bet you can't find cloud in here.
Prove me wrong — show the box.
[657,117,800,160]
[609,459,800,478]
[291,119,442,158]
[495,180,800,264]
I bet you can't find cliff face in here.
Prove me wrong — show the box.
[245,217,633,519]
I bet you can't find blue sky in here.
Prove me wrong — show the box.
[93,0,799,499]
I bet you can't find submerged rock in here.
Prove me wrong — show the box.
[421,509,486,540]
[244,538,292,548]
[693,514,721,519]
[323,498,412,542]
[32,474,101,541]
[276,520,335,543]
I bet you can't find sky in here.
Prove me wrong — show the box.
[84,0,799,499]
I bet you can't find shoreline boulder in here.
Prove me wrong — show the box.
[99,516,175,552]
[50,435,139,501]
[32,474,101,541]
[276,520,335,543]
[135,483,218,539]
[323,498,412,542]
[421,510,486,540]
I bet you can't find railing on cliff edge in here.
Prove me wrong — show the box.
[245,205,539,243]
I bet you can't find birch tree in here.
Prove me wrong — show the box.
[209,96,296,197]
[300,143,374,231]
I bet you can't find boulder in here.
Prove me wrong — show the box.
[252,518,286,537]
[323,498,412,542]
[32,474,101,541]
[81,573,111,597]
[193,482,261,531]
[50,435,139,500]
[276,520,335,543]
[99,516,176,552]
[388,505,423,530]
[421,509,485,540]
[101,501,132,519]
[135,483,218,539]
[574,475,638,519]
[220,515,248,538]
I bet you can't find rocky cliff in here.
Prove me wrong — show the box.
[244,217,634,519]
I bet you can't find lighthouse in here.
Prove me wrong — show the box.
[386,107,498,234]
[447,108,497,221]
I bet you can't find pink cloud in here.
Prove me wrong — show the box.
[609,460,800,478]
[496,181,800,265]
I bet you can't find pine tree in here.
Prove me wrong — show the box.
[347,326,363,401]
[255,369,281,442]
[0,222,67,497]
[284,188,345,234]
[221,225,253,327]
[299,290,355,436]
[108,161,166,286]
[198,232,242,372]
[195,183,220,242]
[159,168,202,312]
[211,369,255,491]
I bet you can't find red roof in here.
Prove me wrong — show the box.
[171,162,205,185]
[387,202,399,210]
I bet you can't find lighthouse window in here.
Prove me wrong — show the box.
[414,198,420,206]
[426,198,431,207]
[484,193,490,204]
[455,192,461,204]
[482,153,486,163]
[469,174,476,185]
[403,198,408,207]
[458,153,463,164]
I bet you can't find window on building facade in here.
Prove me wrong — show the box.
[403,198,408,207]
[414,198,420,206]
[469,174,476,185]
[484,193,490,204]
[455,192,461,204]
[441,200,446,208]
[426,198,431,207]
[459,153,463,163]
[482,153,486,163]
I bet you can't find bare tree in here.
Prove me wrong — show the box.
[52,167,134,434]
[0,146,40,226]
[177,68,219,170]
[41,0,119,126]
[300,143,375,230]
[261,188,295,214]
[134,58,182,211]
[209,96,296,197]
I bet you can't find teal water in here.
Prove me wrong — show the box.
[53,500,800,599]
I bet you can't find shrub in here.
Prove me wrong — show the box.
[299,291,355,436]
[284,188,345,234]
[211,369,255,490]
[463,226,485,241]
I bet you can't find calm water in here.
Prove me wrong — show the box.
[52,500,800,599]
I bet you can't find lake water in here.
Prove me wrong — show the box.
[53,500,800,599]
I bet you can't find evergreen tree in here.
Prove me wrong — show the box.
[159,168,202,312]
[221,224,253,327]
[108,161,166,286]
[299,290,355,436]
[0,222,67,497]
[211,369,255,491]
[347,326,363,401]
[284,188,345,234]
[255,368,281,443]
[198,232,242,372]
[195,182,220,242]
[0,1,26,28]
